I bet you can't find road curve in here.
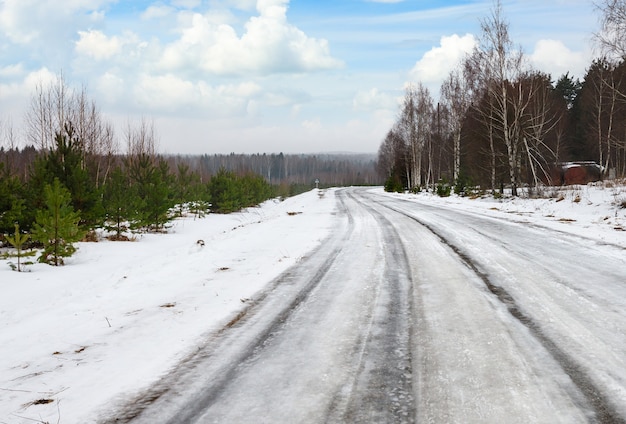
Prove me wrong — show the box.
[103,187,626,424]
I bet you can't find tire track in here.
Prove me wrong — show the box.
[103,193,355,424]
[325,190,416,423]
[368,192,625,424]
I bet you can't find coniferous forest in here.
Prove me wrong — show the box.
[378,1,626,195]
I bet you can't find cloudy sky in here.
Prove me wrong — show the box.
[0,0,598,154]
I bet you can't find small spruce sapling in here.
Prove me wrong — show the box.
[5,223,35,271]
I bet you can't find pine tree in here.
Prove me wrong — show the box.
[141,159,174,231]
[32,179,85,266]
[554,72,582,110]
[208,168,241,213]
[0,170,26,234]
[30,125,103,228]
[102,166,142,239]
[5,222,35,272]
[127,154,174,231]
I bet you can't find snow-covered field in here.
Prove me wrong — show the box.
[0,189,337,423]
[1,182,625,423]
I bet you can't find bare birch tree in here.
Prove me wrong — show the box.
[595,0,626,61]
[25,74,118,187]
[124,116,159,173]
[519,73,561,186]
[440,69,471,182]
[473,0,526,195]
[415,84,434,190]
[594,0,626,177]
[398,85,419,190]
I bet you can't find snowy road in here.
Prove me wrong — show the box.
[106,187,626,424]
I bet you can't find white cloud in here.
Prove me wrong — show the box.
[96,72,126,105]
[130,73,263,116]
[73,1,341,79]
[158,0,343,76]
[134,74,198,111]
[530,39,588,80]
[75,30,123,60]
[4,0,343,140]
[23,67,58,92]
[141,5,175,20]
[73,30,151,75]
[224,0,260,11]
[0,0,114,44]
[409,33,476,84]
[0,63,24,78]
[0,67,56,113]
[171,0,202,8]
[352,88,398,112]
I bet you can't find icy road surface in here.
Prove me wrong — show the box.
[107,187,626,424]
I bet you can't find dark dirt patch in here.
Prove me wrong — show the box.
[107,234,132,241]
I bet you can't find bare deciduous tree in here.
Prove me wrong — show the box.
[1,116,23,178]
[472,0,526,195]
[24,73,118,186]
[519,72,561,186]
[415,84,435,190]
[397,85,418,190]
[441,69,472,183]
[125,116,158,160]
[25,73,73,151]
[595,0,626,60]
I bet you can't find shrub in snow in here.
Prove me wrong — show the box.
[436,180,451,197]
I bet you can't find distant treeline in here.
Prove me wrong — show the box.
[0,147,380,193]
[165,152,380,187]
[0,144,379,238]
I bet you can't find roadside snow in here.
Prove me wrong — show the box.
[379,181,626,249]
[0,189,337,424]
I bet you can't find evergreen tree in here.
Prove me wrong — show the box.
[0,164,26,233]
[240,173,273,207]
[554,72,582,110]
[127,154,174,231]
[141,159,174,231]
[32,178,85,266]
[187,176,211,219]
[30,124,102,228]
[208,168,241,213]
[102,166,142,239]
[174,163,196,217]
[5,222,35,272]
